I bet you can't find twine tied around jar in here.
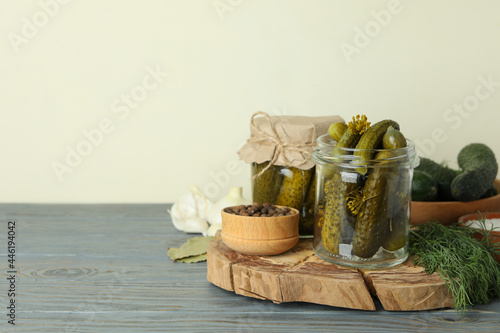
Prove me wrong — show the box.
[248,111,315,179]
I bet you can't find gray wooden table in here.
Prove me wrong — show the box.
[0,204,499,332]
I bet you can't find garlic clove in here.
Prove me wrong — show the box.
[207,223,222,237]
[183,217,209,236]
[207,186,250,225]
[169,201,186,232]
[188,185,213,219]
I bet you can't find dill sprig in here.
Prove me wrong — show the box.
[409,215,500,317]
[347,114,370,136]
[346,189,378,217]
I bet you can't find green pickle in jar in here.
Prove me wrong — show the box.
[251,162,315,236]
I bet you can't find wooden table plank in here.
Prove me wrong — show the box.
[0,204,499,332]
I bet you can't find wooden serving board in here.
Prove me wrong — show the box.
[207,237,454,311]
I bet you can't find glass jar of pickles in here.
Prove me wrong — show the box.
[238,112,345,237]
[312,126,419,268]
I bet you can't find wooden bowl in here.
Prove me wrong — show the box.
[458,212,500,263]
[410,179,500,226]
[221,206,300,256]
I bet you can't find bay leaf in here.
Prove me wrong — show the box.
[177,253,208,263]
[167,247,178,261]
[168,236,214,261]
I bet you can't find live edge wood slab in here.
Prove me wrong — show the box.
[207,237,454,311]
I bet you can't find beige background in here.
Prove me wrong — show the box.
[1,0,499,203]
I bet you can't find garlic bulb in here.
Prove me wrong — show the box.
[169,185,213,235]
[207,186,250,226]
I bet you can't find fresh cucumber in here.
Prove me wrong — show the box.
[416,157,460,201]
[411,170,438,201]
[451,143,498,201]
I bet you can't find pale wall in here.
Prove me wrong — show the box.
[1,0,499,203]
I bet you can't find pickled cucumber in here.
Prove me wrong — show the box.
[320,172,359,254]
[355,120,400,151]
[352,151,394,258]
[382,126,407,149]
[332,128,362,156]
[276,167,313,210]
[321,175,345,254]
[305,168,317,204]
[252,163,283,203]
[321,118,366,251]
[300,168,317,235]
[329,122,347,142]
[353,120,400,175]
[382,206,408,251]
[382,153,410,251]
[323,117,367,178]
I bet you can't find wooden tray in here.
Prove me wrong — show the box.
[207,238,454,311]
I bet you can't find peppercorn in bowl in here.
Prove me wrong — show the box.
[221,203,300,256]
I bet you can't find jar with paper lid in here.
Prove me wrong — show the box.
[238,112,345,237]
[312,128,419,269]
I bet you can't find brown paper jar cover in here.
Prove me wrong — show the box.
[237,112,345,170]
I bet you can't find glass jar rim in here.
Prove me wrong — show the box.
[312,134,420,169]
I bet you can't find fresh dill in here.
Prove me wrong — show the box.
[409,213,500,317]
